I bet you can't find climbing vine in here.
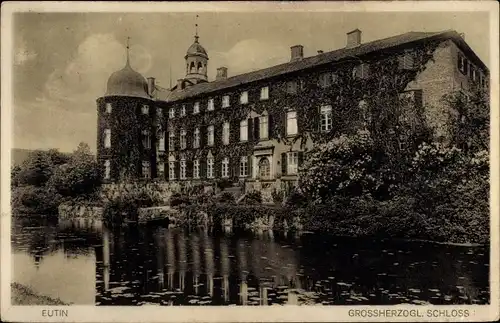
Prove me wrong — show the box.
[98,39,442,183]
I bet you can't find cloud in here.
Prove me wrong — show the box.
[14,37,38,66]
[14,33,153,152]
[208,39,289,78]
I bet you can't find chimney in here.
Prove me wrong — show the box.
[346,29,362,48]
[317,50,324,55]
[216,67,228,80]
[290,45,304,62]
[177,79,184,90]
[147,77,155,96]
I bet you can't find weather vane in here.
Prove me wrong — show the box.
[195,15,199,42]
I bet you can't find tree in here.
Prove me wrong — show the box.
[48,142,102,197]
[444,87,489,152]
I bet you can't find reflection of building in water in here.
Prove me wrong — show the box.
[177,232,187,292]
[165,230,176,290]
[220,237,230,302]
[155,227,166,290]
[202,231,214,296]
[102,228,110,291]
[190,234,201,295]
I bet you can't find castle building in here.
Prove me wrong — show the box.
[97,28,489,191]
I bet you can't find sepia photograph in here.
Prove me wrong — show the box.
[1,1,498,322]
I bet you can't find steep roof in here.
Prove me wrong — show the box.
[165,30,487,103]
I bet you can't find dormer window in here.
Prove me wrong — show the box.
[222,95,230,108]
[169,108,175,118]
[260,87,269,100]
[181,105,186,117]
[207,98,215,111]
[105,103,112,114]
[286,81,297,94]
[193,102,200,114]
[141,105,149,115]
[240,91,248,105]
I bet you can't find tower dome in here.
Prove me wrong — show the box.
[104,41,149,99]
[185,36,208,59]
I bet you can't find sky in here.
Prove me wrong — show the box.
[11,10,491,153]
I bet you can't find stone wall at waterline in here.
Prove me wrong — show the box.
[58,203,104,220]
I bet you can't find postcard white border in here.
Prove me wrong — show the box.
[1,1,499,322]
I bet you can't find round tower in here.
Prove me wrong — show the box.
[96,38,156,182]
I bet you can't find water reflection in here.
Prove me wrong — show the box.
[12,218,490,306]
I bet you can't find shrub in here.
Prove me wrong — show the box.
[241,190,262,205]
[12,186,62,215]
[216,191,235,204]
[206,204,288,229]
[271,188,284,204]
[101,182,163,223]
[169,192,192,207]
[48,143,102,198]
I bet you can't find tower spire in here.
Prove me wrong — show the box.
[126,36,131,66]
[194,15,199,43]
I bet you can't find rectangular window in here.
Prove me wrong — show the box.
[287,152,299,175]
[158,132,165,151]
[471,67,477,82]
[104,160,110,179]
[319,72,332,88]
[286,81,297,94]
[180,160,186,180]
[193,128,200,148]
[104,129,111,148]
[105,103,112,114]
[169,162,176,180]
[320,105,333,132]
[157,162,165,178]
[141,105,149,115]
[240,91,248,104]
[207,158,214,178]
[259,115,268,139]
[193,160,200,179]
[286,110,298,136]
[180,129,187,149]
[222,95,230,108]
[169,108,175,118]
[156,107,162,118]
[353,63,370,79]
[169,132,175,151]
[193,102,200,114]
[222,157,229,178]
[207,125,214,146]
[181,105,186,117]
[240,120,248,141]
[223,122,230,145]
[142,161,150,179]
[260,86,269,100]
[142,130,151,149]
[239,157,248,177]
[207,98,215,111]
[398,52,415,70]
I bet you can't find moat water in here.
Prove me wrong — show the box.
[12,217,489,305]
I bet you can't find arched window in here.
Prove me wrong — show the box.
[190,62,196,73]
[258,157,271,180]
[197,62,203,73]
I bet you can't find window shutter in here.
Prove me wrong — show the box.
[175,161,180,180]
[247,118,253,142]
[281,153,287,176]
[187,160,193,179]
[282,111,288,137]
[199,125,206,148]
[165,161,169,181]
[298,151,304,167]
[200,158,207,179]
[315,106,321,133]
[215,159,221,179]
[268,114,274,138]
[253,117,260,141]
[248,156,253,179]
[233,158,239,179]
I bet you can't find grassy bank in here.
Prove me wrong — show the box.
[11,282,69,305]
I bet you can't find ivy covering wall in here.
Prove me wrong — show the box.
[162,39,442,182]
